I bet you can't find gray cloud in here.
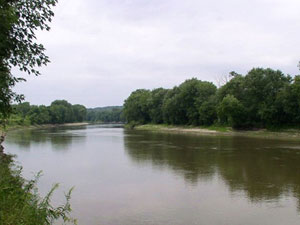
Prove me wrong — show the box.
[14,0,300,107]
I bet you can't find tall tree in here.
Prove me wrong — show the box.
[0,0,57,123]
[123,89,151,124]
[72,104,87,122]
[148,88,168,124]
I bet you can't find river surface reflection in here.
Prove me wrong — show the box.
[4,125,300,225]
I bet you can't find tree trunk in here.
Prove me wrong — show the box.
[0,132,6,154]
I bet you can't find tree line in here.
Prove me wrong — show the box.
[87,106,124,123]
[123,68,300,129]
[9,101,125,126]
[11,100,87,125]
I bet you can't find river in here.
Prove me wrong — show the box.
[4,124,300,225]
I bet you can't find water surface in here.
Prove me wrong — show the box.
[4,125,300,225]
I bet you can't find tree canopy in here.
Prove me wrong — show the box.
[123,68,300,129]
[86,106,124,123]
[0,0,57,122]
[11,100,87,125]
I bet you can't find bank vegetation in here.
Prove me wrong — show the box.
[123,68,300,130]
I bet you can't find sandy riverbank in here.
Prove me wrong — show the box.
[2,122,90,133]
[133,124,300,140]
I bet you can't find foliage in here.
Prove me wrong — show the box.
[12,100,87,125]
[162,79,217,125]
[0,0,57,121]
[126,120,140,129]
[217,94,246,128]
[148,88,168,124]
[198,96,217,125]
[0,154,76,225]
[217,73,245,102]
[243,68,291,126]
[123,68,300,129]
[87,106,123,123]
[162,87,182,125]
[11,101,125,126]
[123,89,151,124]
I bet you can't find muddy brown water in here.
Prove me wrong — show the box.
[4,124,300,225]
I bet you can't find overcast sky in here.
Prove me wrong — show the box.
[14,0,300,108]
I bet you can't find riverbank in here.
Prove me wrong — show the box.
[133,124,300,140]
[0,153,76,225]
[1,122,90,133]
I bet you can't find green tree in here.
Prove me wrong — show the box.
[49,104,64,124]
[217,68,292,127]
[27,105,40,124]
[162,79,217,125]
[178,79,217,125]
[50,100,74,123]
[243,68,291,126]
[38,105,51,124]
[123,89,151,124]
[72,104,87,122]
[217,73,245,102]
[0,0,57,122]
[162,87,184,125]
[275,75,300,125]
[14,102,31,117]
[198,96,217,125]
[12,100,88,125]
[87,110,96,122]
[148,88,168,124]
[217,94,246,128]
[86,107,123,123]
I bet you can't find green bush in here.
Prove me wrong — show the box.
[217,94,247,128]
[0,154,76,225]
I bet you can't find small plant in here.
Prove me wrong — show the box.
[0,154,77,225]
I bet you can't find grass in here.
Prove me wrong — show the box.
[0,153,76,225]
[134,124,231,132]
[200,125,231,132]
[129,123,300,140]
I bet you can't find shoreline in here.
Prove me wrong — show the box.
[2,122,90,133]
[133,124,300,140]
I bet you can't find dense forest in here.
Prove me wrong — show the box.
[10,100,87,125]
[9,101,124,126]
[123,68,300,129]
[87,106,124,123]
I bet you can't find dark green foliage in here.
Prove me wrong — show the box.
[124,68,300,129]
[50,100,74,123]
[198,96,217,125]
[161,79,217,125]
[123,89,151,124]
[243,68,291,126]
[217,95,246,128]
[275,75,300,126]
[217,73,245,102]
[13,103,122,125]
[14,102,31,117]
[176,79,216,125]
[217,68,294,127]
[12,100,87,125]
[162,87,183,125]
[0,0,57,121]
[72,104,87,122]
[148,88,168,124]
[87,106,123,123]
[0,154,76,225]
